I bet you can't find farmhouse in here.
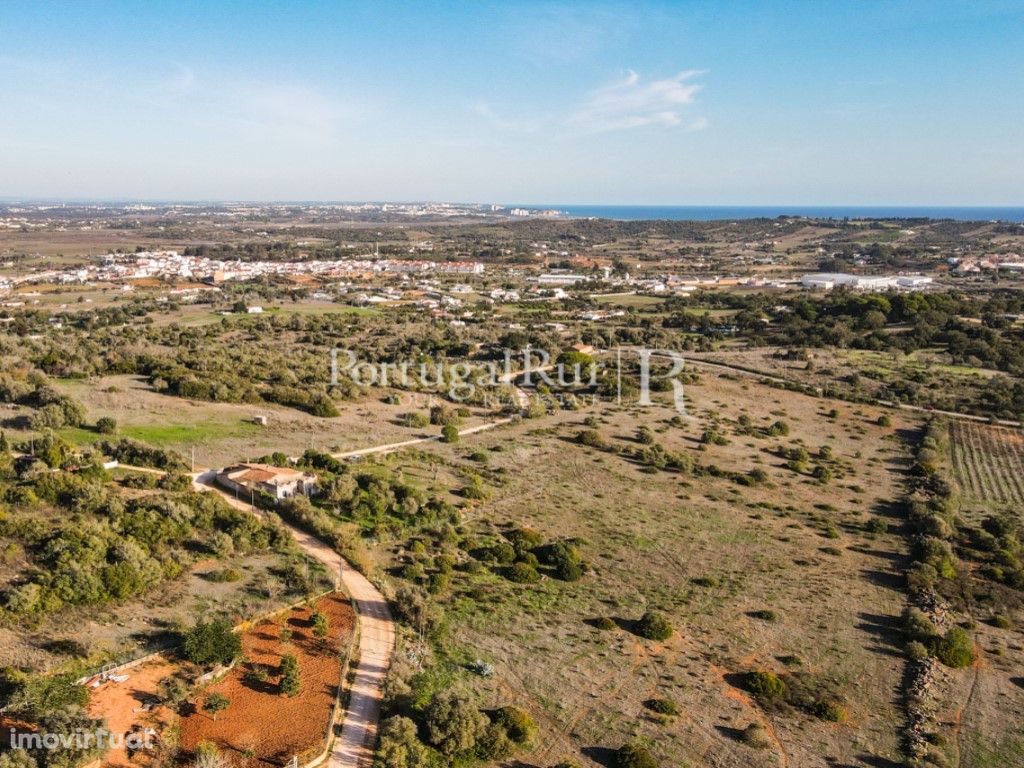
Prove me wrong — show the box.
[217,462,318,501]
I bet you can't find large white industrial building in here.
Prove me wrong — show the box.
[800,273,933,292]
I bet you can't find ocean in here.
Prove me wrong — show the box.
[517,205,1024,223]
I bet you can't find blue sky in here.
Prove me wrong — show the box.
[1,1,1022,204]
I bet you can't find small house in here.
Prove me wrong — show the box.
[216,462,317,501]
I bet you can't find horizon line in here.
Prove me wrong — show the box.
[1,199,1023,208]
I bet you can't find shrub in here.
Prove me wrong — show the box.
[741,722,772,749]
[184,618,241,667]
[614,742,658,768]
[401,412,429,428]
[635,611,673,641]
[812,698,848,722]
[906,561,939,593]
[1,671,89,718]
[813,465,833,484]
[748,468,769,484]
[476,722,515,760]
[593,616,617,630]
[441,424,460,443]
[575,429,607,449]
[203,692,230,721]
[429,404,461,426]
[866,517,888,534]
[428,572,451,594]
[902,607,939,643]
[243,664,270,686]
[934,627,975,669]
[279,653,301,696]
[490,541,516,565]
[311,611,329,639]
[537,540,584,581]
[507,562,541,583]
[425,692,488,756]
[494,705,537,744]
[400,562,425,582]
[207,568,242,583]
[377,716,430,768]
[159,676,191,709]
[743,670,787,704]
[507,526,544,553]
[905,641,930,661]
[748,609,778,622]
[461,474,490,500]
[95,416,118,435]
[644,698,679,716]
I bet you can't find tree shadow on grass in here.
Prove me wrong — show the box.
[853,754,904,768]
[855,611,906,658]
[860,567,905,593]
[581,746,617,767]
[714,724,747,743]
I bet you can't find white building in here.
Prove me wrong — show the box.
[216,463,318,501]
[537,273,587,286]
[800,273,932,292]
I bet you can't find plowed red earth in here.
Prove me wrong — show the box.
[179,592,355,767]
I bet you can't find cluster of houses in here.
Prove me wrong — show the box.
[949,255,1024,274]
[6,250,486,288]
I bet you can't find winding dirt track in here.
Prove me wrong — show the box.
[193,473,395,768]
[189,403,525,766]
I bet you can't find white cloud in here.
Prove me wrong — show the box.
[150,68,366,144]
[470,102,544,134]
[568,69,704,133]
[475,69,706,137]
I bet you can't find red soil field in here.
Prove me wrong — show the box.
[179,592,355,768]
[86,657,177,768]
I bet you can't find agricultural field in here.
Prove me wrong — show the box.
[179,592,355,768]
[948,421,1024,508]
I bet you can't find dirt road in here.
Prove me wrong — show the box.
[193,473,395,768]
[330,415,516,460]
[613,347,1023,428]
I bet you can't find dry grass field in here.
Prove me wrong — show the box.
[0,552,296,673]
[48,375,493,468]
[380,372,917,767]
